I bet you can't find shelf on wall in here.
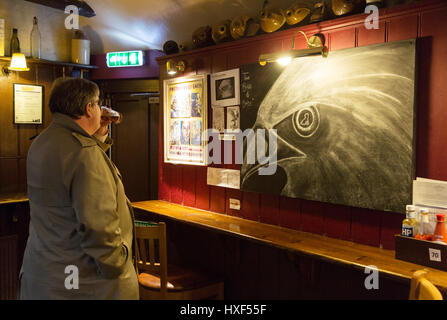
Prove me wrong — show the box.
[0,56,98,69]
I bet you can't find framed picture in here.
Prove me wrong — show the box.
[13,83,44,124]
[212,107,225,133]
[226,106,240,132]
[210,68,240,107]
[163,73,208,165]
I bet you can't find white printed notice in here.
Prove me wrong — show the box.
[14,84,43,124]
[207,167,240,190]
[413,177,447,209]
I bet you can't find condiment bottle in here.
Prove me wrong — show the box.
[432,214,447,245]
[415,208,432,241]
[402,205,416,237]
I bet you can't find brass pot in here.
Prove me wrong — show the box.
[331,0,359,16]
[230,15,260,40]
[259,7,286,33]
[285,3,311,26]
[310,1,326,23]
[212,20,232,44]
[192,25,213,48]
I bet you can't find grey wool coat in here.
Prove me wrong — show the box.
[19,112,139,300]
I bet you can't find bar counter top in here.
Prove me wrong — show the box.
[0,193,28,205]
[132,200,447,292]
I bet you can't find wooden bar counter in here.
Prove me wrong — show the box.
[132,200,447,294]
[0,193,28,205]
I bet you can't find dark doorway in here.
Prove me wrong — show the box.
[98,79,159,202]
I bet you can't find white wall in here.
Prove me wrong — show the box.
[0,0,72,61]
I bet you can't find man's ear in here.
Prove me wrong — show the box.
[85,102,93,118]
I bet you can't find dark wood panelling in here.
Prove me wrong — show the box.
[329,28,356,50]
[0,80,17,156]
[388,14,419,42]
[0,159,19,194]
[195,166,210,210]
[157,0,447,250]
[279,196,300,230]
[240,191,259,221]
[380,211,403,250]
[210,185,225,214]
[259,194,280,226]
[351,208,382,247]
[419,7,447,180]
[169,165,183,204]
[301,200,326,235]
[325,204,352,241]
[357,21,387,47]
[182,166,196,207]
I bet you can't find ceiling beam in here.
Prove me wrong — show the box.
[24,0,96,18]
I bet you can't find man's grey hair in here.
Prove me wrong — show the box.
[49,77,99,119]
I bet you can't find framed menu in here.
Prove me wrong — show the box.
[163,73,208,165]
[13,83,44,124]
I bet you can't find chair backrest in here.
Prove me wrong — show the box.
[409,270,443,300]
[135,221,168,295]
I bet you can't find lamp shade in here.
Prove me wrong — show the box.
[9,53,29,71]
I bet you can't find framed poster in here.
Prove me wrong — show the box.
[210,68,240,107]
[164,73,208,165]
[13,83,44,124]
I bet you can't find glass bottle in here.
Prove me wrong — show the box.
[30,17,41,59]
[415,209,432,241]
[432,214,447,245]
[402,205,416,237]
[10,28,20,56]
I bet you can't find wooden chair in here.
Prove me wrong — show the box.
[134,221,224,300]
[409,270,443,300]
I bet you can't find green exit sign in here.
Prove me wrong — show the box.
[106,51,144,67]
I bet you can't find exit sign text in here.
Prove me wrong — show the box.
[106,51,144,67]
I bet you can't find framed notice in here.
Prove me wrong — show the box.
[163,73,208,165]
[13,83,44,124]
[210,68,240,107]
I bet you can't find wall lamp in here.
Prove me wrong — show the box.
[166,59,186,75]
[3,53,30,75]
[259,31,329,66]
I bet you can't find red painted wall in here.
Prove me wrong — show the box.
[156,0,447,250]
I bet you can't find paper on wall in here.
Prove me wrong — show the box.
[207,167,240,189]
[413,178,447,209]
